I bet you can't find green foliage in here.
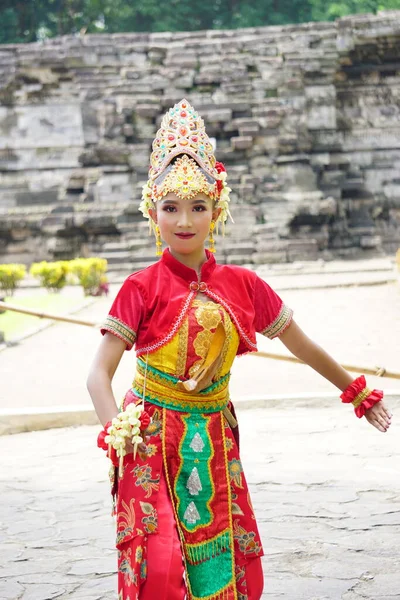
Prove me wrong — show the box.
[29,258,108,295]
[0,264,26,296]
[69,257,108,296]
[310,0,400,21]
[1,0,399,43]
[0,0,108,44]
[225,0,313,29]
[311,0,366,20]
[30,261,71,292]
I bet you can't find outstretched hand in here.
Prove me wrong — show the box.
[364,401,392,432]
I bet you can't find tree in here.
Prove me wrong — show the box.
[0,1,40,43]
[0,0,107,44]
[310,0,400,21]
[0,0,399,44]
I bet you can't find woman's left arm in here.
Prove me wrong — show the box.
[279,320,392,432]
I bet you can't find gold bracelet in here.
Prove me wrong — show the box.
[352,387,372,409]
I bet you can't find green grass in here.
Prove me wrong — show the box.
[0,293,85,341]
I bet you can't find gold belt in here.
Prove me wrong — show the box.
[132,358,230,414]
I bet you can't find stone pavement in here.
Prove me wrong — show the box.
[1,402,399,600]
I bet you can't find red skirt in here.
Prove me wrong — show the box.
[122,472,264,600]
[115,400,264,600]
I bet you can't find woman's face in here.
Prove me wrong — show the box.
[152,192,217,257]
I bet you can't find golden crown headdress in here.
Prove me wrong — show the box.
[139,99,232,231]
[149,99,216,181]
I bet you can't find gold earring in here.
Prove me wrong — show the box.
[208,221,216,253]
[155,225,162,256]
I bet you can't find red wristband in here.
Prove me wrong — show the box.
[340,375,383,418]
[97,420,112,451]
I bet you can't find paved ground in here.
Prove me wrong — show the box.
[1,403,399,600]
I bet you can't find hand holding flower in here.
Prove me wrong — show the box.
[97,404,151,473]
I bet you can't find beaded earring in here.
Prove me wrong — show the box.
[155,225,162,256]
[208,221,216,253]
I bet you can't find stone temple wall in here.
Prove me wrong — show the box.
[0,11,400,270]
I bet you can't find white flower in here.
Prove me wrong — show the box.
[139,180,154,220]
[217,171,227,183]
[105,403,148,462]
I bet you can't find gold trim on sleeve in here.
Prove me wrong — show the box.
[261,304,293,339]
[102,315,136,347]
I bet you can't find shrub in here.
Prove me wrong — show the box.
[30,261,71,291]
[69,257,108,296]
[0,263,26,296]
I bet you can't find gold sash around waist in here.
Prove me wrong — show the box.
[132,358,230,414]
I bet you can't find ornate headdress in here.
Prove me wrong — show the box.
[139,99,232,233]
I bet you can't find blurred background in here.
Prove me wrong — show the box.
[1,6,400,600]
[0,4,400,273]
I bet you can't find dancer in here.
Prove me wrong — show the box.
[87,99,391,600]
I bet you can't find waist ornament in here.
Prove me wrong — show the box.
[132,358,230,414]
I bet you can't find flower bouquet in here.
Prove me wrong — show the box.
[97,403,151,474]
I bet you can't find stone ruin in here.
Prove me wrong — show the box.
[0,11,399,271]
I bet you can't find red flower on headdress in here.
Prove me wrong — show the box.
[215,161,226,194]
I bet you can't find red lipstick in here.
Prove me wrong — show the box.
[175,233,195,239]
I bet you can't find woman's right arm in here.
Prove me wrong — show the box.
[87,332,127,427]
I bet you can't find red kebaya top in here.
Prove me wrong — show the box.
[101,249,293,356]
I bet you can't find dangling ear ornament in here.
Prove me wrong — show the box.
[155,225,162,256]
[208,221,216,253]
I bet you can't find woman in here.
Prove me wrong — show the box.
[87,99,391,600]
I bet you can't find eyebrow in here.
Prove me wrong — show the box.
[160,199,178,204]
[160,198,208,205]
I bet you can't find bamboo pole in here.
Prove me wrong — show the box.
[1,301,400,380]
[253,350,400,380]
[0,301,97,328]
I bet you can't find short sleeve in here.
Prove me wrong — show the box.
[100,278,144,350]
[253,275,293,339]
